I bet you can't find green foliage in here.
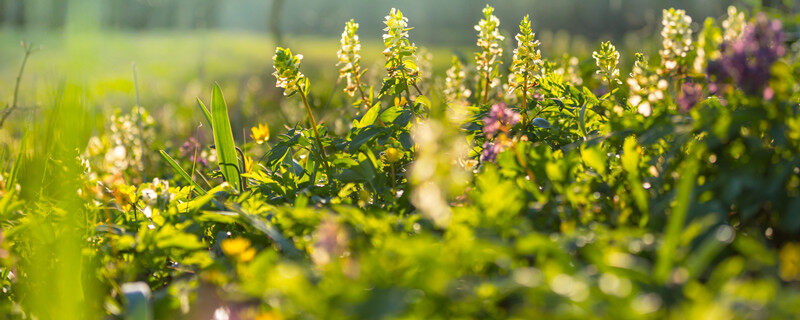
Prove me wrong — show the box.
[2,5,800,320]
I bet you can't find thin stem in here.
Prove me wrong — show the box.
[133,63,147,182]
[355,72,385,126]
[521,71,529,129]
[481,73,491,105]
[0,43,35,129]
[299,92,334,182]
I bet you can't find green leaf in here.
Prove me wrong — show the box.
[356,104,381,129]
[578,104,588,138]
[349,127,387,153]
[7,133,25,189]
[655,142,704,283]
[415,95,431,108]
[210,84,241,191]
[581,145,606,175]
[621,136,649,222]
[380,105,402,123]
[196,98,213,129]
[532,117,550,129]
[159,150,207,195]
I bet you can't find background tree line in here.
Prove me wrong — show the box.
[0,0,793,45]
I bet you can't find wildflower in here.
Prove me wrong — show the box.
[677,82,704,112]
[250,123,270,144]
[311,218,349,266]
[508,15,543,104]
[722,6,746,42]
[179,137,201,158]
[480,141,502,162]
[660,8,694,73]
[381,147,404,164]
[443,56,471,103]
[483,103,521,138]
[555,55,583,86]
[779,242,800,281]
[382,8,420,94]
[272,47,309,96]
[707,14,786,96]
[475,5,504,102]
[627,53,667,117]
[221,237,256,263]
[337,19,362,97]
[693,18,723,73]
[592,41,621,86]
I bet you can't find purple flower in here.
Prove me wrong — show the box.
[707,13,786,96]
[482,103,521,138]
[480,141,502,162]
[678,82,703,112]
[179,137,208,166]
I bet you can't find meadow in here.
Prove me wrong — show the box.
[1,4,800,320]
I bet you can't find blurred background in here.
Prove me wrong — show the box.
[0,0,794,144]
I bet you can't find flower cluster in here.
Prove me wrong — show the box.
[555,55,583,86]
[627,53,668,117]
[273,47,309,96]
[474,5,504,88]
[708,14,786,97]
[179,137,212,167]
[337,19,362,97]
[660,8,694,73]
[593,41,621,86]
[139,177,173,218]
[481,103,521,162]
[382,8,419,89]
[443,56,470,103]
[508,15,542,100]
[693,17,723,73]
[722,6,747,42]
[677,82,704,112]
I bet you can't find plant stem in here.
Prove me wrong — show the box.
[355,73,385,126]
[521,71,529,129]
[299,92,334,182]
[0,43,35,129]
[481,74,491,106]
[133,63,147,182]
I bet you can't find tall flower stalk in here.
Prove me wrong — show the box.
[474,5,504,105]
[443,56,470,103]
[273,47,332,178]
[508,15,542,126]
[593,41,621,92]
[382,8,420,108]
[337,19,371,108]
[660,8,694,75]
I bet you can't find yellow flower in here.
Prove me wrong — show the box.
[243,155,254,173]
[250,124,270,144]
[255,311,283,320]
[381,147,404,164]
[221,237,256,263]
[779,242,800,281]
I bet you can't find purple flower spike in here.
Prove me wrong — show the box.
[708,13,786,96]
[482,103,521,138]
[678,82,704,112]
[480,141,502,162]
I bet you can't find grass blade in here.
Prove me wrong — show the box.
[158,150,207,195]
[197,97,213,129]
[210,84,241,191]
[7,132,26,189]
